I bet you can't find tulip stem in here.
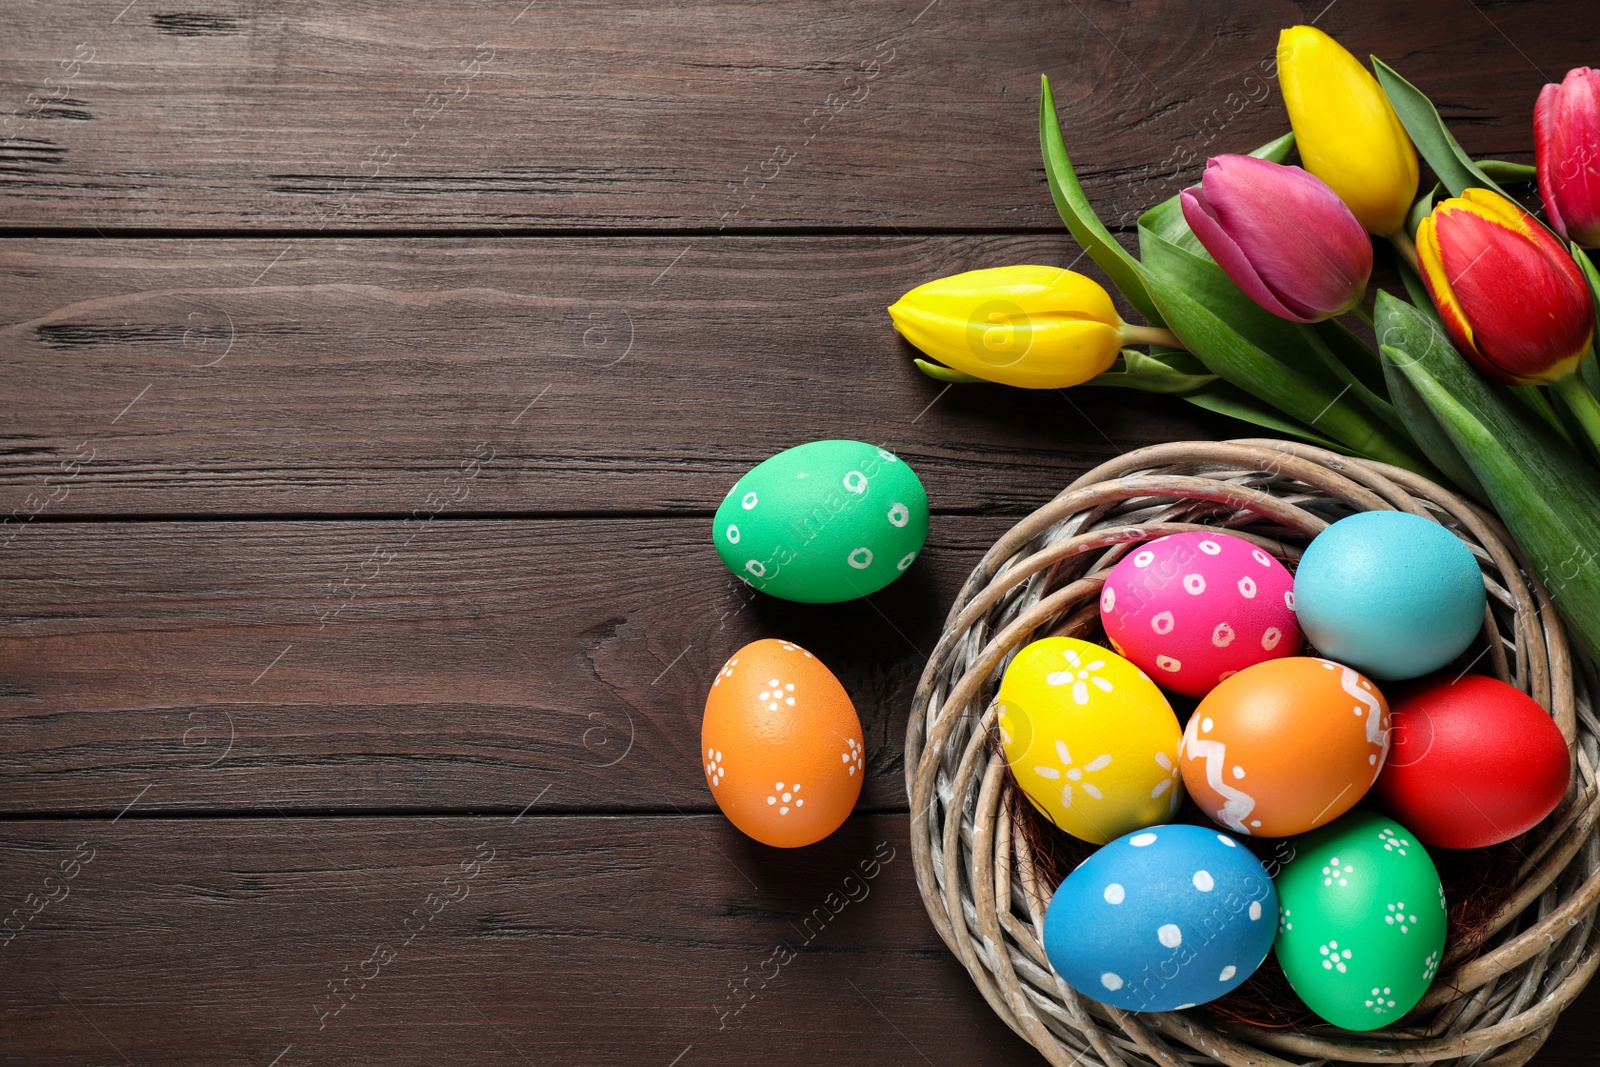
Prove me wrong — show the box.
[1551,372,1600,456]
[1121,324,1185,350]
[1388,229,1420,273]
[1351,297,1376,328]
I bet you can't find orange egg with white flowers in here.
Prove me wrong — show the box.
[702,639,864,847]
[1179,657,1390,838]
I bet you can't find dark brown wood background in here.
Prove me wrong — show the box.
[2,1,1595,1063]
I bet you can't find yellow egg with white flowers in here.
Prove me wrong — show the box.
[997,636,1185,844]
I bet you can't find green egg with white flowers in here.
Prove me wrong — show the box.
[1274,810,1447,1031]
[713,440,929,603]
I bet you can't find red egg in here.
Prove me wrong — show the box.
[1374,674,1571,849]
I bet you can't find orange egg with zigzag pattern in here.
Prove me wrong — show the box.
[1180,656,1390,838]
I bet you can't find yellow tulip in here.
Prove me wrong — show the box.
[887,265,1171,389]
[1278,25,1419,237]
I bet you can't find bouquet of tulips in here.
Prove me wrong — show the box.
[889,26,1600,656]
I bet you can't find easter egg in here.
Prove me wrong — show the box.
[997,637,1184,844]
[1294,511,1485,680]
[1375,674,1571,849]
[712,440,929,603]
[1274,810,1446,1031]
[1181,658,1389,838]
[1042,824,1278,1012]
[1100,531,1301,697]
[702,639,864,847]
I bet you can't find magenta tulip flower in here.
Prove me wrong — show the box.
[1535,67,1600,248]
[1180,154,1373,323]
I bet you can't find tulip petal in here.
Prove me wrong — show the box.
[1280,27,1418,236]
[1415,212,1483,366]
[1180,186,1305,322]
[1182,156,1371,323]
[1427,191,1595,382]
[1204,156,1372,321]
[1535,82,1574,241]
[887,266,1125,389]
[1536,68,1600,248]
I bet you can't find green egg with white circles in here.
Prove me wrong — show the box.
[1273,810,1446,1031]
[713,441,929,603]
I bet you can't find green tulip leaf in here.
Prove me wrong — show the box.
[1405,183,1442,240]
[1178,381,1345,451]
[1477,160,1538,184]
[1375,278,1572,456]
[1544,382,1600,462]
[1143,349,1214,377]
[1574,245,1600,399]
[1395,256,1439,319]
[1315,318,1391,397]
[912,358,986,384]
[1138,197,1205,257]
[1040,75,1162,324]
[1301,322,1406,434]
[1380,346,1487,501]
[1139,229,1428,473]
[1583,344,1600,402]
[1138,227,1346,394]
[1574,242,1600,334]
[1371,58,1506,201]
[1249,131,1298,165]
[1382,279,1555,489]
[1510,385,1576,446]
[1084,349,1218,394]
[1378,291,1600,657]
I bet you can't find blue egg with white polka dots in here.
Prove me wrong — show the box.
[1042,824,1277,1012]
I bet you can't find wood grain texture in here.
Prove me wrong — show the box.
[0,0,1591,232]
[0,815,1038,1065]
[3,814,1598,1066]
[5,0,1600,1061]
[0,515,1017,815]
[0,235,1229,517]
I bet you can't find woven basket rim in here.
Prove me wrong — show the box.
[905,438,1600,1067]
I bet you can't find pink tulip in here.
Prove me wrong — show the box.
[1535,67,1600,248]
[1180,154,1373,323]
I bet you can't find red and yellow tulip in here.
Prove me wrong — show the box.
[1416,188,1595,385]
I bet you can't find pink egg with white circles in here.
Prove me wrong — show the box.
[1099,531,1301,698]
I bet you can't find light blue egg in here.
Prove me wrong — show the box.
[1042,824,1277,1013]
[1294,512,1484,680]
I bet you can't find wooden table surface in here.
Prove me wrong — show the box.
[3,1,1596,1063]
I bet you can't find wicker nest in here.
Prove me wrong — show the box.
[906,439,1600,1067]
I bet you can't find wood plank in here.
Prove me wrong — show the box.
[0,814,1039,1064]
[2,813,1597,1065]
[0,235,1229,517]
[0,0,1590,231]
[0,515,1016,815]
